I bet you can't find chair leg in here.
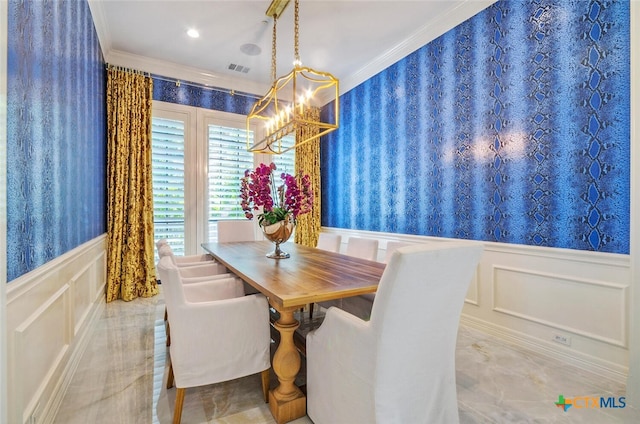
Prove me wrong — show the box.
[261,368,270,403]
[166,360,175,389]
[173,388,185,424]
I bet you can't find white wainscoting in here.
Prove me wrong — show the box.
[6,235,106,424]
[322,228,631,383]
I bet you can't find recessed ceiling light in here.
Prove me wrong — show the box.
[187,29,200,38]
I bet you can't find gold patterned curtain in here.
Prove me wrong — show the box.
[294,107,321,247]
[105,67,158,302]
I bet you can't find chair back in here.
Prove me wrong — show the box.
[316,233,342,252]
[157,244,181,266]
[369,243,483,423]
[156,256,187,307]
[156,238,168,250]
[383,241,414,263]
[217,220,256,242]
[345,237,379,261]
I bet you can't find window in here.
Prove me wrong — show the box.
[151,101,295,255]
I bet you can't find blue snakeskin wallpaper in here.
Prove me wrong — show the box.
[152,77,256,115]
[6,0,106,281]
[321,0,630,254]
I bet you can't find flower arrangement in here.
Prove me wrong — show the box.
[240,163,313,227]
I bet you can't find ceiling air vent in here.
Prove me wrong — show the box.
[228,63,250,74]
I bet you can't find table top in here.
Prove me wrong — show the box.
[202,241,385,310]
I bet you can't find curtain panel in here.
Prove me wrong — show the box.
[294,107,321,247]
[106,67,158,302]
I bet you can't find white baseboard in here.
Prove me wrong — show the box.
[460,314,628,384]
[322,227,632,383]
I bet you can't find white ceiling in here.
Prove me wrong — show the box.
[89,0,495,96]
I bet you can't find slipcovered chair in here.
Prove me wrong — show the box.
[383,240,414,263]
[332,241,417,321]
[307,233,342,318]
[345,236,379,261]
[316,233,342,252]
[307,242,483,424]
[157,256,271,424]
[217,220,256,242]
[157,245,236,345]
[158,245,228,278]
[315,237,379,316]
[156,243,217,269]
[156,238,169,250]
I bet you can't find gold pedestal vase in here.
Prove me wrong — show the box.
[261,217,295,259]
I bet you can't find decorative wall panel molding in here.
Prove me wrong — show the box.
[6,235,106,424]
[14,285,69,424]
[492,265,627,347]
[321,0,630,254]
[322,227,631,381]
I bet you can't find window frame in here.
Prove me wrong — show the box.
[152,101,292,254]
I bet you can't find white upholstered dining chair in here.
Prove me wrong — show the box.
[383,240,414,263]
[155,240,215,267]
[330,241,422,320]
[307,233,344,318]
[217,219,256,242]
[316,233,342,252]
[306,242,483,424]
[314,237,380,316]
[157,244,229,279]
[156,256,271,424]
[345,236,379,261]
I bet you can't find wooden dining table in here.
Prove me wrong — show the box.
[201,240,385,424]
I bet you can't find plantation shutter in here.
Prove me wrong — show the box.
[151,117,186,255]
[206,124,255,239]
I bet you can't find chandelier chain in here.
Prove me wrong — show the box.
[271,14,277,82]
[294,0,300,64]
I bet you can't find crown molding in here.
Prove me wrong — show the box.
[88,0,268,97]
[87,0,111,56]
[106,50,270,97]
[340,0,497,95]
[90,0,496,105]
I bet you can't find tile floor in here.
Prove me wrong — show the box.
[53,291,640,423]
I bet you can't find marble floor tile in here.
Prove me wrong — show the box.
[54,291,640,423]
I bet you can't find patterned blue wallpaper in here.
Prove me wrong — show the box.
[321,0,630,254]
[152,77,256,115]
[6,0,106,281]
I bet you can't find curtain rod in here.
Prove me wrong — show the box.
[105,63,261,100]
[105,63,150,77]
[150,74,261,101]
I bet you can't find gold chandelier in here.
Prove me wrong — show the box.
[246,0,339,154]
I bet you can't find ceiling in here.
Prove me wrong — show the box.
[89,0,495,96]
